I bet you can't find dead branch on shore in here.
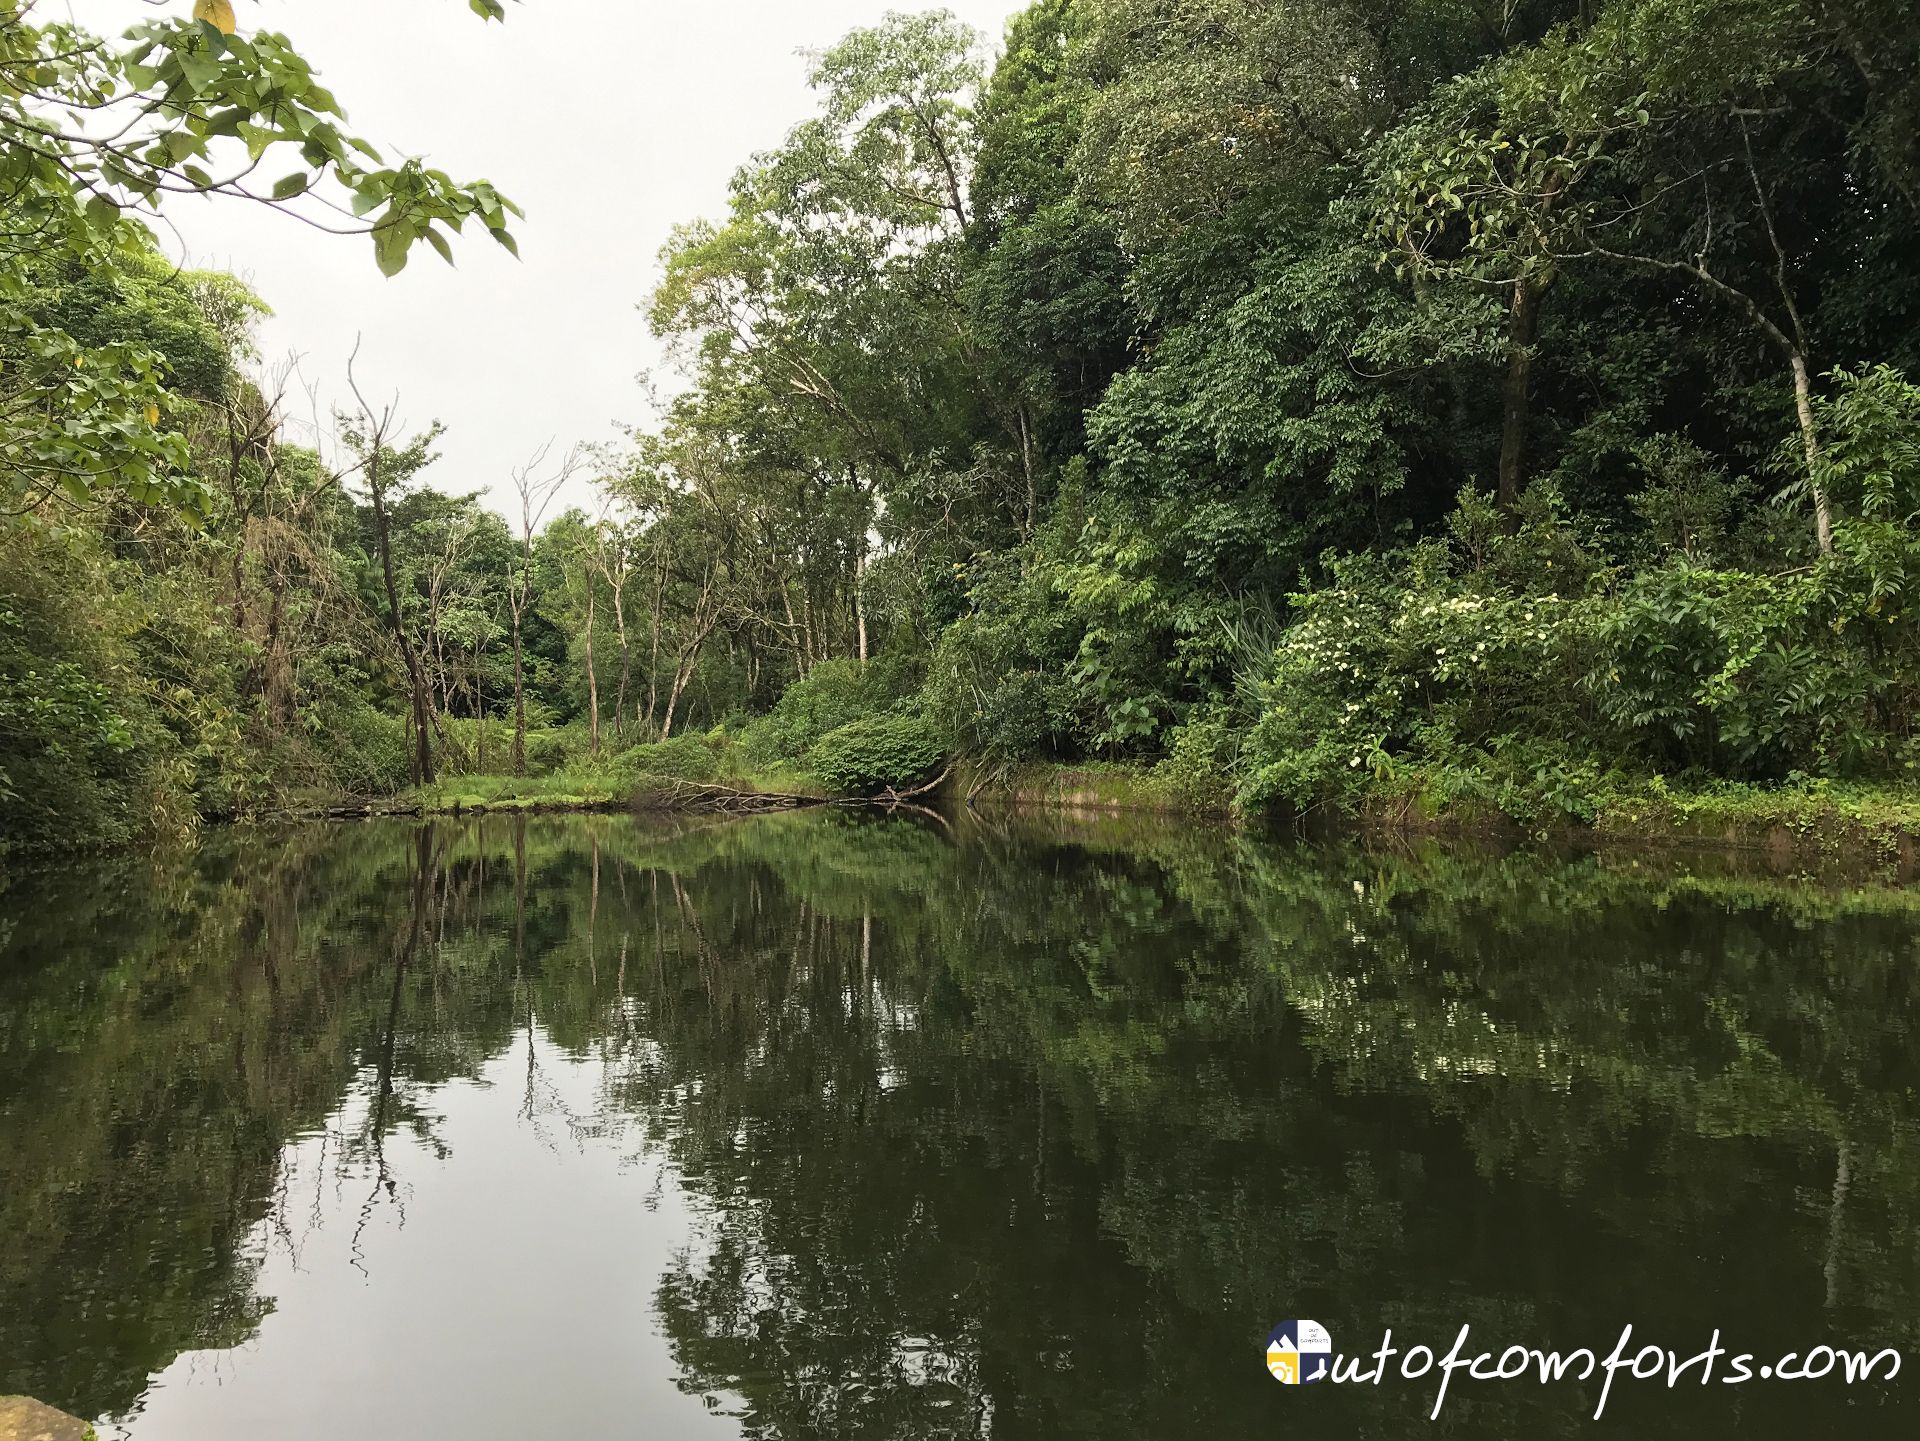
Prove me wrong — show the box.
[876,765,950,806]
[640,767,953,815]
[637,779,842,814]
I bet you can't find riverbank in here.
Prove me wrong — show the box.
[350,763,1920,881]
[393,766,829,817]
[969,768,1920,880]
[1324,776,1920,881]
[1588,781,1920,877]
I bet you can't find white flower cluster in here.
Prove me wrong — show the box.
[1264,587,1587,726]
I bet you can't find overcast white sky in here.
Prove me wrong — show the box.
[79,1,1021,515]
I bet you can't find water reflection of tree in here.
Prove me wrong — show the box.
[593,819,1920,1438]
[0,827,429,1416]
[5,814,1920,1436]
[1,819,502,1415]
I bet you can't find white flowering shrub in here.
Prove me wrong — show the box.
[1242,538,1604,818]
[1238,484,1613,819]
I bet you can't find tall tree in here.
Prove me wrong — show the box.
[341,367,442,787]
[506,445,577,774]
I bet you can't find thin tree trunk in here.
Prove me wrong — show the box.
[1790,351,1835,555]
[1589,241,1838,556]
[782,585,806,679]
[1018,404,1037,538]
[662,648,701,740]
[662,573,722,739]
[610,569,631,744]
[853,550,868,663]
[662,672,682,740]
[511,592,527,775]
[1497,276,1544,511]
[915,102,970,230]
[470,662,488,772]
[436,627,454,716]
[584,583,600,758]
[644,544,668,737]
[369,456,435,785]
[261,565,292,733]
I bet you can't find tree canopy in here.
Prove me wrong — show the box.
[5,0,1920,853]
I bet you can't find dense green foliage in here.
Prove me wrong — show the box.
[0,1,523,852]
[6,0,1920,852]
[615,0,1920,821]
[806,712,945,795]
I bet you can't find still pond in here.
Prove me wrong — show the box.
[1,811,1915,1437]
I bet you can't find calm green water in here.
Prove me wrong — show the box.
[1,812,1916,1438]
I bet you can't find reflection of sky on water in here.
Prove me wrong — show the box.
[110,1031,741,1441]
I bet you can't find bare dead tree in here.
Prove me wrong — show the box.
[345,343,440,786]
[660,559,725,739]
[506,442,582,774]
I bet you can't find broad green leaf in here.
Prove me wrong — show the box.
[203,106,248,137]
[238,123,276,161]
[373,225,410,277]
[177,50,222,92]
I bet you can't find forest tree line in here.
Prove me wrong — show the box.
[4,0,1920,853]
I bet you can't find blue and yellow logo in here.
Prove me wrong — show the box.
[1266,1320,1333,1385]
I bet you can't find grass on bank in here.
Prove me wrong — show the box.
[403,728,824,814]
[1588,777,1920,861]
[1322,764,1920,879]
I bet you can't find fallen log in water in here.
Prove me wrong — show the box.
[270,801,426,821]
[636,779,839,814]
[875,765,950,806]
[638,767,953,815]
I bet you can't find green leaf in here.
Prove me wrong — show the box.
[177,51,223,92]
[271,172,311,200]
[238,123,276,162]
[373,225,410,277]
[423,226,454,265]
[202,106,249,138]
[489,227,520,259]
[301,123,346,166]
